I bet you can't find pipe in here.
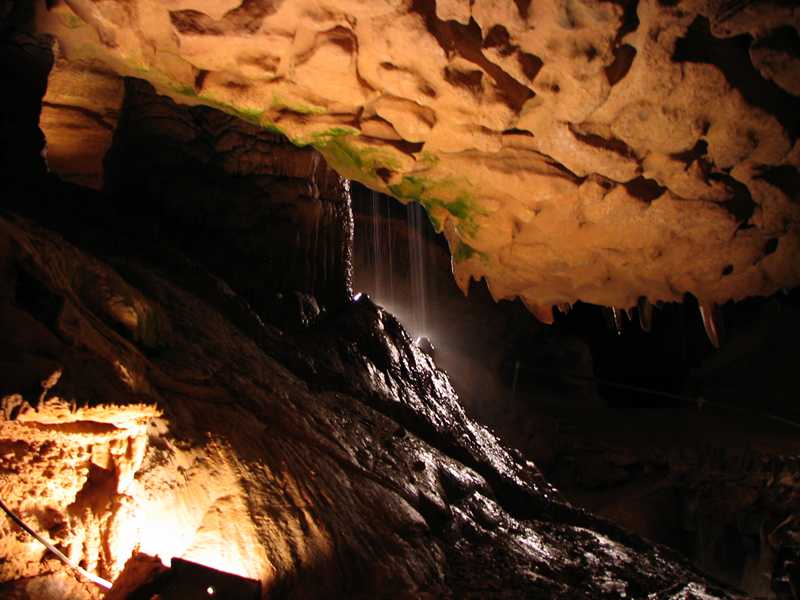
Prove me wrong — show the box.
[0,496,112,589]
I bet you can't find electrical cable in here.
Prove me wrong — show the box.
[0,496,112,589]
[518,365,800,431]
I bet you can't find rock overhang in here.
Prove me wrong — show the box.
[34,0,800,320]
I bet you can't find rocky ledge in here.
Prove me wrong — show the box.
[31,0,800,319]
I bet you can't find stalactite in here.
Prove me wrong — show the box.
[638,297,653,332]
[699,301,723,349]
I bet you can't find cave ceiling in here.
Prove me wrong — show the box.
[36,0,800,317]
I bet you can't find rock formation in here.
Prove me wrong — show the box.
[351,187,800,598]
[32,0,800,320]
[1,1,799,598]
[0,208,743,599]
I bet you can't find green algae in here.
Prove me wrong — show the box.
[271,93,327,115]
[453,241,476,261]
[172,84,197,97]
[310,133,402,185]
[61,14,84,29]
[263,122,286,135]
[68,36,471,238]
[389,175,483,236]
[417,151,440,169]
[302,127,359,146]
[453,241,488,263]
[198,93,264,126]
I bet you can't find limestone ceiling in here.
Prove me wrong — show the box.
[36,0,800,319]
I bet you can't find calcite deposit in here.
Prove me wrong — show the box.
[34,0,800,319]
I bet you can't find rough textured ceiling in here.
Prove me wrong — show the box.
[36,0,800,318]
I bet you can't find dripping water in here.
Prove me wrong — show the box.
[308,156,321,297]
[408,202,429,336]
[354,187,434,339]
[370,190,395,308]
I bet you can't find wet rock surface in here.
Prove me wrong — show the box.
[546,429,800,598]
[0,213,748,598]
[351,190,800,598]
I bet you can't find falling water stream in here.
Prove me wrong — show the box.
[370,190,395,309]
[361,191,432,339]
[407,202,429,336]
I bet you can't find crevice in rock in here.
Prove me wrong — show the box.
[19,420,122,435]
[375,167,392,183]
[670,139,709,166]
[518,51,543,81]
[755,164,800,204]
[193,69,209,93]
[538,154,588,183]
[502,128,534,137]
[513,0,532,21]
[673,16,800,140]
[169,10,222,36]
[623,176,667,203]
[295,26,356,66]
[221,0,280,34]
[361,136,424,156]
[410,0,535,112]
[65,460,119,577]
[605,44,637,86]
[764,237,779,256]
[709,172,757,223]
[610,0,640,45]
[569,125,639,160]
[443,65,484,96]
[480,26,543,82]
[483,25,514,57]
[170,0,278,36]
[752,25,800,57]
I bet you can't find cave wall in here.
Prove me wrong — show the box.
[29,0,800,318]
[351,187,800,598]
[0,3,797,599]
[104,78,353,310]
[39,47,123,190]
[1,9,354,315]
[0,204,746,600]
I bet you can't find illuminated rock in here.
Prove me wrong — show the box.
[32,0,799,318]
[39,45,123,189]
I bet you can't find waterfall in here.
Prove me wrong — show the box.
[370,191,388,304]
[408,202,429,336]
[366,190,396,310]
[358,190,432,339]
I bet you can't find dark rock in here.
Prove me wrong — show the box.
[0,214,745,598]
[104,79,353,310]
